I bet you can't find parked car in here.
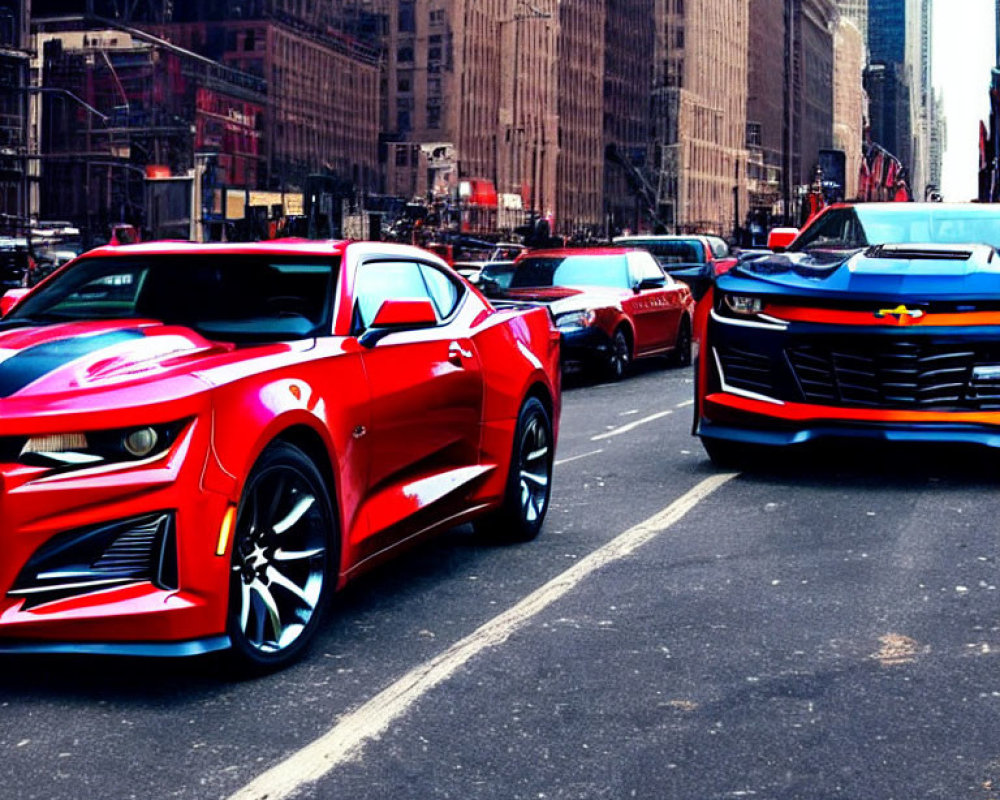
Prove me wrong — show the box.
[0,240,560,670]
[490,247,695,379]
[696,206,1000,465]
[0,237,31,290]
[613,234,738,301]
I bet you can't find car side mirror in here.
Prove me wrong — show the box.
[767,227,799,252]
[634,277,666,292]
[1,288,29,317]
[359,298,438,348]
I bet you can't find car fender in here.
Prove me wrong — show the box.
[202,364,370,558]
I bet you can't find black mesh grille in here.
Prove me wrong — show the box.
[716,347,774,395]
[786,342,976,408]
[91,516,163,578]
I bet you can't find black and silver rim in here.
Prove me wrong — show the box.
[233,466,327,654]
[518,411,551,524]
[610,332,630,377]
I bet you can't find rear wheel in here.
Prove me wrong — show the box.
[668,316,693,368]
[476,396,553,542]
[227,441,336,672]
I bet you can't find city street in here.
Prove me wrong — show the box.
[3,361,1000,799]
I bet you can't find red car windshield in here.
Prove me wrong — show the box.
[7,254,338,341]
[510,255,630,290]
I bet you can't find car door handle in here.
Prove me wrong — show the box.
[448,341,473,363]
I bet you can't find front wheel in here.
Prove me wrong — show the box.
[476,396,554,542]
[604,328,631,381]
[227,441,336,672]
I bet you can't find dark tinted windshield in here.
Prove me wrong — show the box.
[790,206,1000,251]
[624,240,705,264]
[480,260,516,288]
[7,254,338,341]
[788,209,867,251]
[510,255,630,289]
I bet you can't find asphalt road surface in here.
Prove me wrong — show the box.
[3,359,1000,800]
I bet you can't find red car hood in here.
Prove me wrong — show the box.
[500,285,627,314]
[0,320,243,401]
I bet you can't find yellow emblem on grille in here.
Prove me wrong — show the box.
[875,305,924,321]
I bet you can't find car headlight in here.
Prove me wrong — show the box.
[10,421,187,470]
[721,294,764,317]
[555,309,597,330]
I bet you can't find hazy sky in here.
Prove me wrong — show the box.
[932,0,995,200]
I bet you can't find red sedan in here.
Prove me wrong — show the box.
[483,247,695,379]
[0,240,560,670]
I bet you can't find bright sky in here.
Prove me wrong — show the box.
[932,0,995,200]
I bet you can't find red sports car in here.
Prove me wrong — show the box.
[483,247,695,379]
[0,240,560,669]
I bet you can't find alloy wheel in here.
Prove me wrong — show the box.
[518,409,551,526]
[232,459,328,657]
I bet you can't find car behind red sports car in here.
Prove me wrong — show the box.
[0,240,560,669]
[482,247,695,379]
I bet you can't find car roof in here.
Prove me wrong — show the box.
[613,234,707,242]
[823,202,1000,217]
[83,239,352,259]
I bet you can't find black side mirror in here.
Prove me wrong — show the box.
[635,277,666,292]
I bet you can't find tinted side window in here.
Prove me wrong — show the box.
[354,261,430,328]
[791,210,863,250]
[627,251,666,283]
[709,238,729,258]
[419,264,462,318]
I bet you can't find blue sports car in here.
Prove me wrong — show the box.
[695,203,1000,464]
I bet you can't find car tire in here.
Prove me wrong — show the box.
[475,396,554,542]
[701,437,747,469]
[604,328,631,381]
[226,441,336,672]
[668,316,692,368]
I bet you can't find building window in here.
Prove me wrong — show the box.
[400,1,416,33]
[398,75,412,93]
[746,122,762,148]
[397,46,414,63]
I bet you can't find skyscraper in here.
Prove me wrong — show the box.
[837,0,869,50]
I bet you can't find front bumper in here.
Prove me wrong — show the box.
[559,326,614,367]
[0,414,235,647]
[697,310,1000,449]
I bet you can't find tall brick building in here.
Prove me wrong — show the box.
[556,0,605,236]
[603,0,653,235]
[0,0,30,231]
[653,0,748,237]
[155,2,381,193]
[377,1,559,232]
